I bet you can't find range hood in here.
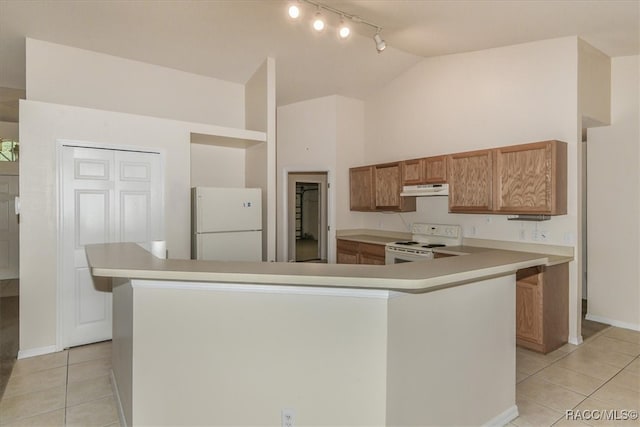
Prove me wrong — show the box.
[400,183,449,197]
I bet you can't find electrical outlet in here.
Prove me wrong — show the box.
[533,230,549,242]
[282,408,295,427]
[563,232,575,245]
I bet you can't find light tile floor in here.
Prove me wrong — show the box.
[0,341,119,426]
[0,327,638,426]
[513,326,640,426]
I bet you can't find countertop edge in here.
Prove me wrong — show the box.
[86,243,556,294]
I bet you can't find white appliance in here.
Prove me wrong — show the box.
[385,223,462,264]
[191,187,262,261]
[400,183,449,197]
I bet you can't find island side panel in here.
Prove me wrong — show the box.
[130,283,388,426]
[386,275,517,426]
[111,278,133,427]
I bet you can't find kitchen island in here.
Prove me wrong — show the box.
[86,243,571,427]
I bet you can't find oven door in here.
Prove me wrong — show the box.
[385,247,433,264]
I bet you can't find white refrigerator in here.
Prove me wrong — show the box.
[191,187,262,261]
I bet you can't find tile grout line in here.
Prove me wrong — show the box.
[519,330,640,427]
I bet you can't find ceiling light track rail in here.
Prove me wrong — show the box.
[299,0,382,32]
[287,0,386,52]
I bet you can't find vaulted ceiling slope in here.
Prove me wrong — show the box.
[0,0,638,118]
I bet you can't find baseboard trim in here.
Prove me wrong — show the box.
[585,314,640,331]
[17,345,58,359]
[483,405,519,426]
[111,369,128,427]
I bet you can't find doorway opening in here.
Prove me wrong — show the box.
[287,172,328,263]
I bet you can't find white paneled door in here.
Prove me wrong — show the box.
[62,146,162,348]
[0,175,19,279]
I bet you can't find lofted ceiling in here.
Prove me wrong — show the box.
[0,0,638,123]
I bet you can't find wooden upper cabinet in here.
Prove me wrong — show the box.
[402,159,423,185]
[423,155,447,184]
[349,166,374,211]
[494,140,567,215]
[350,140,567,215]
[448,149,493,212]
[374,162,416,212]
[402,156,447,185]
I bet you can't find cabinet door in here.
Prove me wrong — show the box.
[373,163,416,212]
[349,166,374,211]
[374,163,402,209]
[423,155,447,184]
[359,243,386,265]
[402,159,423,185]
[448,150,493,212]
[336,239,359,264]
[515,268,543,344]
[494,141,566,214]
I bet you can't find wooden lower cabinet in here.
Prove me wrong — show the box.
[516,263,569,353]
[336,239,359,264]
[433,252,456,259]
[358,243,386,265]
[336,239,385,265]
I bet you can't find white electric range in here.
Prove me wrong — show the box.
[385,223,462,264]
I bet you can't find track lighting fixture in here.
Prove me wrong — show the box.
[287,2,301,19]
[286,0,386,53]
[312,8,326,32]
[338,17,350,39]
[374,30,386,53]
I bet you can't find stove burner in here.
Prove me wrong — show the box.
[422,244,446,248]
[394,241,418,245]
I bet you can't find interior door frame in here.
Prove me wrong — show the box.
[282,168,333,263]
[55,139,165,351]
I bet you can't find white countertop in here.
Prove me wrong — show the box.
[85,242,572,294]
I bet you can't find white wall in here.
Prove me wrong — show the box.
[360,37,583,341]
[26,38,245,128]
[276,95,365,263]
[132,285,388,426]
[579,40,612,127]
[19,100,259,353]
[335,97,366,230]
[20,39,261,354]
[190,143,245,188]
[277,96,337,262]
[245,58,277,261]
[0,121,18,140]
[586,55,640,330]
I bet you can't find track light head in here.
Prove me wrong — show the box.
[312,9,326,32]
[287,2,301,19]
[338,17,350,39]
[374,31,386,53]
